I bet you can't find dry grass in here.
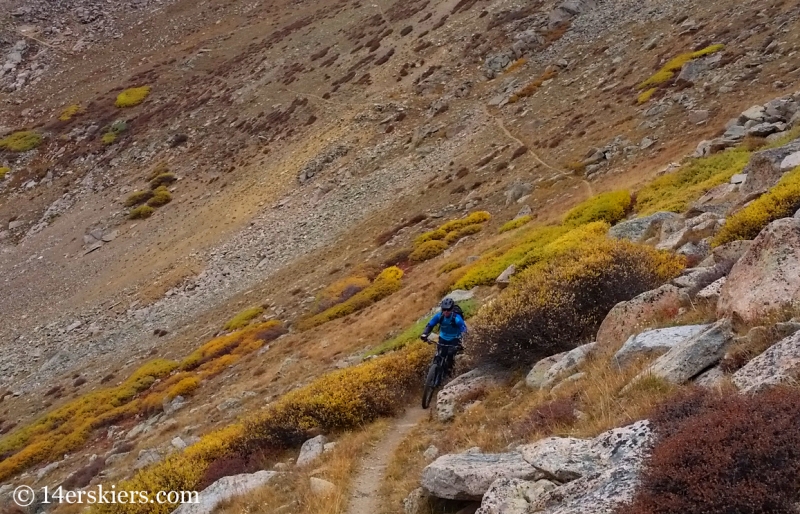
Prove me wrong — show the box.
[218,420,390,514]
[379,348,682,512]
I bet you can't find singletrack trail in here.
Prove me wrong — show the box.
[344,406,428,514]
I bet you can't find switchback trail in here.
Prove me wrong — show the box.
[345,406,428,514]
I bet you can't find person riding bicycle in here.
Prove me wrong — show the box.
[420,298,468,374]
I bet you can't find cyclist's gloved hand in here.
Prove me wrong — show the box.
[420,333,429,343]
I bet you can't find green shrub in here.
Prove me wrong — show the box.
[150,172,177,189]
[116,86,151,108]
[466,236,684,367]
[102,132,117,145]
[0,167,9,180]
[713,166,800,246]
[499,215,532,233]
[224,307,264,331]
[563,190,631,227]
[635,148,750,215]
[414,229,447,246]
[409,240,448,262]
[125,190,154,207]
[620,387,800,514]
[296,267,404,330]
[444,224,482,244]
[129,205,155,219]
[147,186,173,207]
[0,131,42,152]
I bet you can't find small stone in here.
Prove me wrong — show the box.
[424,446,440,460]
[309,477,336,497]
[730,174,747,185]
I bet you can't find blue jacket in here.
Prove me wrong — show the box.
[424,311,467,342]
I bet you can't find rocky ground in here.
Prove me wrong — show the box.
[2,0,800,509]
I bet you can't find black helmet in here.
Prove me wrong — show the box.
[441,298,455,310]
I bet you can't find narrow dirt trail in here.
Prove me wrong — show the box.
[483,105,595,198]
[345,406,428,514]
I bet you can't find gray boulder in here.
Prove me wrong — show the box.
[524,421,654,514]
[733,331,800,393]
[519,437,600,481]
[643,320,734,384]
[780,151,800,172]
[296,435,328,467]
[740,138,800,196]
[541,343,596,389]
[172,471,279,514]
[596,285,684,349]
[476,478,556,514]
[608,212,680,243]
[421,452,542,500]
[614,324,710,367]
[525,352,567,389]
[672,264,730,297]
[437,369,499,422]
[548,0,598,28]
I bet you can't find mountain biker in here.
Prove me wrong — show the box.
[420,298,468,374]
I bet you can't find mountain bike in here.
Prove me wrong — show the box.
[421,336,463,409]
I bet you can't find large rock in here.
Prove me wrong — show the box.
[596,285,684,350]
[296,435,328,467]
[733,331,800,393]
[421,452,542,500]
[740,138,800,196]
[519,437,600,481]
[172,471,279,514]
[309,477,336,496]
[541,343,596,389]
[608,212,680,243]
[672,264,730,297]
[548,0,598,28]
[476,478,556,514]
[643,320,734,384]
[614,324,711,367]
[657,212,721,251]
[718,218,800,326]
[526,352,567,389]
[437,369,500,422]
[518,421,653,514]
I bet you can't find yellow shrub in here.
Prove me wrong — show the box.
[90,345,431,514]
[181,321,280,371]
[0,130,42,152]
[198,354,240,378]
[468,236,685,366]
[636,148,750,215]
[59,104,84,121]
[637,87,658,104]
[504,57,528,74]
[453,225,571,290]
[713,166,800,246]
[314,276,371,312]
[499,215,532,233]
[102,132,117,145]
[150,172,177,189]
[414,229,447,246]
[116,86,151,108]
[444,224,482,244]
[409,240,448,262]
[438,261,463,275]
[129,205,154,219]
[564,190,631,227]
[638,44,724,90]
[513,69,558,99]
[0,359,177,481]
[125,190,154,207]
[439,211,492,233]
[296,267,404,330]
[223,306,264,331]
[147,186,172,207]
[0,166,9,180]
[165,376,200,399]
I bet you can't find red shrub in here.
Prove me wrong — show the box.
[620,387,800,514]
[513,397,577,438]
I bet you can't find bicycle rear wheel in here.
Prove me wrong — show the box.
[422,362,439,409]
